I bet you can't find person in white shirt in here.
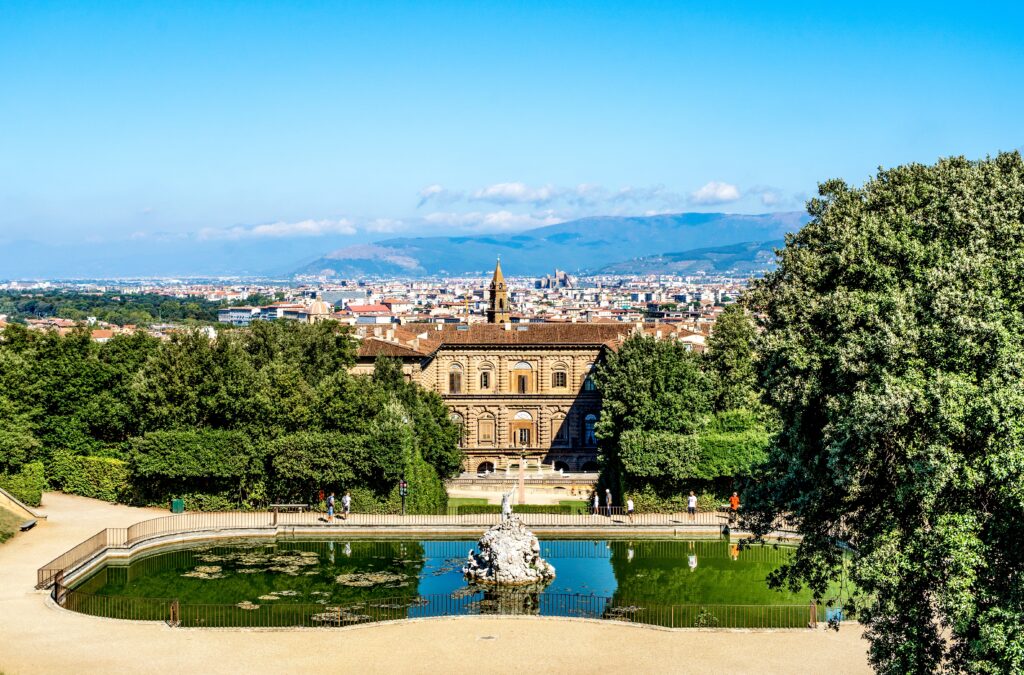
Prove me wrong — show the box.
[687,491,698,521]
[592,492,599,515]
[626,497,635,523]
[342,491,351,520]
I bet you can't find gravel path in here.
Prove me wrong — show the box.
[0,492,871,675]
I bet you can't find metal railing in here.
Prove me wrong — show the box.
[53,585,820,629]
[37,508,779,589]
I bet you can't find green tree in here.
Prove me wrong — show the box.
[706,304,759,411]
[593,334,714,447]
[745,152,1024,674]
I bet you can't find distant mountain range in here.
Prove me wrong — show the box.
[297,211,806,277]
[595,239,785,275]
[0,211,805,280]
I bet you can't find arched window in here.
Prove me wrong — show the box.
[513,361,532,394]
[478,362,494,391]
[551,413,568,444]
[477,461,495,475]
[582,362,596,391]
[477,412,495,444]
[554,461,570,473]
[448,363,463,394]
[513,410,532,447]
[551,367,568,389]
[584,413,597,446]
[450,412,465,446]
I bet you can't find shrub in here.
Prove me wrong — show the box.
[624,484,727,513]
[268,432,361,502]
[694,608,720,628]
[49,450,131,503]
[180,492,236,512]
[342,454,447,515]
[455,504,501,515]
[128,429,263,508]
[0,461,45,507]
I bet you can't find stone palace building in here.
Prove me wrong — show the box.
[353,260,704,474]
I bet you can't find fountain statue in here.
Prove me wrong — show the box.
[463,491,555,587]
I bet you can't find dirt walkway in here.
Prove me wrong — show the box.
[0,493,871,675]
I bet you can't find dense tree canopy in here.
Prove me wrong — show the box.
[0,290,222,326]
[593,324,769,508]
[745,152,1024,674]
[0,321,462,512]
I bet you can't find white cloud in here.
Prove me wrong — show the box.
[689,181,741,205]
[469,182,562,206]
[423,210,565,232]
[417,184,462,208]
[198,218,357,241]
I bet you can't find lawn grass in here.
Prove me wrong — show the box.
[446,496,491,515]
[0,505,22,544]
[447,497,490,507]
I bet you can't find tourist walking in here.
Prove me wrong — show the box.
[327,492,335,522]
[626,497,634,523]
[592,491,599,515]
[605,489,613,517]
[342,491,351,520]
[687,491,697,521]
[729,491,740,526]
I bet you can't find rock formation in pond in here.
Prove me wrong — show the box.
[463,517,555,586]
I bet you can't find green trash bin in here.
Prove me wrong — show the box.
[170,498,185,514]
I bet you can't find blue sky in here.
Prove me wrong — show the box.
[1,1,1022,249]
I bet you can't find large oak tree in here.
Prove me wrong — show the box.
[745,152,1024,673]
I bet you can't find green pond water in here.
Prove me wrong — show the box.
[70,539,840,627]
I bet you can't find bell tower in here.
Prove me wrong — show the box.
[487,258,511,323]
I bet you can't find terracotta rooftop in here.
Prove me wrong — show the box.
[354,321,703,359]
[358,337,431,358]
[346,304,392,313]
[401,322,629,346]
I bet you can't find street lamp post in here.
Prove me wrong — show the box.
[399,475,408,516]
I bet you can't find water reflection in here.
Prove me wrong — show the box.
[76,538,815,618]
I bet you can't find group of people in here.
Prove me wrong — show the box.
[319,490,351,522]
[591,489,636,520]
[591,489,742,524]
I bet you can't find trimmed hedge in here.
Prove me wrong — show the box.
[49,451,131,503]
[0,461,45,507]
[618,428,769,484]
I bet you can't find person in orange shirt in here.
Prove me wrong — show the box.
[728,492,740,525]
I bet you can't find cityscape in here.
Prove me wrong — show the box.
[1,3,1022,675]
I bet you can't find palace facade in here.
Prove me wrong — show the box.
[353,260,703,473]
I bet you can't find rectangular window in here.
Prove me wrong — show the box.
[517,428,531,446]
[517,375,528,394]
[479,420,495,443]
[552,371,567,388]
[449,372,462,393]
[553,418,568,442]
[480,371,490,389]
